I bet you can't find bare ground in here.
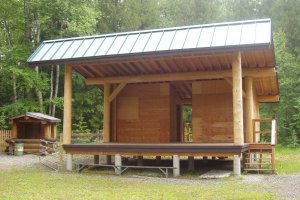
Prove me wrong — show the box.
[0,153,299,200]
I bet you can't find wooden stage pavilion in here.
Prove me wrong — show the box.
[27,18,279,176]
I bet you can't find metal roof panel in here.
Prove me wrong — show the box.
[27,18,273,64]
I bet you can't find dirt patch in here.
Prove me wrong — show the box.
[0,153,40,170]
[242,173,300,199]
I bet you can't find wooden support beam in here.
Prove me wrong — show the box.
[257,95,279,103]
[109,83,127,102]
[85,68,276,85]
[103,83,111,143]
[224,77,246,98]
[245,77,254,143]
[232,52,244,145]
[63,64,72,145]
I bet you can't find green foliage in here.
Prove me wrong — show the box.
[0,113,9,129]
[182,105,192,124]
[0,100,40,118]
[72,74,103,132]
[261,30,300,146]
[276,145,300,174]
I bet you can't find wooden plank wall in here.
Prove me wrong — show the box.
[192,80,234,143]
[115,83,171,142]
[0,130,12,152]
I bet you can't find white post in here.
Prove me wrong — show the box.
[233,155,241,176]
[66,154,73,171]
[173,155,180,177]
[271,119,276,145]
[115,154,122,175]
[188,156,194,171]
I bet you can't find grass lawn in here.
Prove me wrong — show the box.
[275,145,300,174]
[0,166,274,200]
[0,146,299,200]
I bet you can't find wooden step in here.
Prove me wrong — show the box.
[245,158,272,160]
[244,163,271,165]
[244,169,273,171]
[245,153,272,156]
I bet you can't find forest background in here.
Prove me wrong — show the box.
[0,0,299,147]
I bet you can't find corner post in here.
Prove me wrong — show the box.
[245,77,254,143]
[63,64,73,170]
[103,84,111,143]
[232,51,244,145]
[232,52,243,176]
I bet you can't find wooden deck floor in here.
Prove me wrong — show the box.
[63,143,250,157]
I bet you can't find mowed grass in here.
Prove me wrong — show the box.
[276,145,300,174]
[0,166,274,200]
[0,146,299,200]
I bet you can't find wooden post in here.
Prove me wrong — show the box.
[44,124,51,139]
[12,121,17,138]
[245,77,254,143]
[103,84,111,143]
[51,124,57,139]
[63,64,72,145]
[232,52,244,145]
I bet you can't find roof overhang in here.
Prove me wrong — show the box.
[27,18,279,102]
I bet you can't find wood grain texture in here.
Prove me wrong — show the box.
[63,64,72,144]
[116,84,171,143]
[103,83,111,143]
[192,80,233,143]
[232,52,244,145]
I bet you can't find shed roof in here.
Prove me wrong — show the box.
[27,19,272,65]
[11,112,61,123]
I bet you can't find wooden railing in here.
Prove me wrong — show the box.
[184,123,192,142]
[253,118,277,145]
[0,130,12,152]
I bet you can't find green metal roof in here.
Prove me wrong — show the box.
[27,18,272,65]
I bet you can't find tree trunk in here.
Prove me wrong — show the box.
[49,65,54,115]
[24,0,32,43]
[35,66,43,112]
[12,73,17,103]
[52,64,60,116]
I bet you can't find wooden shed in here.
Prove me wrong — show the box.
[27,19,279,175]
[10,112,60,140]
[7,112,60,153]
